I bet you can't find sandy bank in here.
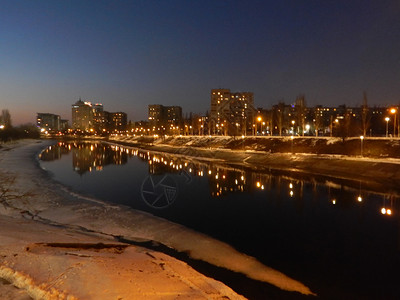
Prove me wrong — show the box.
[0,140,246,300]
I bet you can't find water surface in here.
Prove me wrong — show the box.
[40,141,400,299]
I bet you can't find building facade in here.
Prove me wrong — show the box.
[148,104,182,133]
[165,106,182,126]
[148,105,164,127]
[108,112,127,132]
[92,103,107,132]
[37,113,61,132]
[210,89,256,135]
[71,99,128,133]
[72,99,94,131]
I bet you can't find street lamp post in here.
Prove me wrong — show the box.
[291,120,295,135]
[257,117,262,135]
[390,108,397,137]
[360,135,364,157]
[305,124,310,135]
[385,117,390,138]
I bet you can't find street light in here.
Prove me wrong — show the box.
[291,120,295,135]
[385,117,390,138]
[257,117,262,135]
[360,135,364,157]
[305,124,310,134]
[390,108,397,137]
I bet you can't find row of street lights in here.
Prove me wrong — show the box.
[258,107,399,138]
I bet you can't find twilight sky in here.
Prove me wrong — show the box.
[1,0,400,125]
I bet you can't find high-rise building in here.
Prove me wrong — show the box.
[92,103,107,132]
[71,99,111,132]
[148,105,164,127]
[37,113,61,132]
[165,106,182,125]
[148,104,182,130]
[72,99,94,131]
[210,89,256,135]
[108,112,127,132]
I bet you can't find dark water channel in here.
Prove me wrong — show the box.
[39,141,400,299]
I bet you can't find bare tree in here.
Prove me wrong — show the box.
[335,106,353,140]
[361,92,371,136]
[295,95,306,136]
[274,101,286,136]
[1,109,12,129]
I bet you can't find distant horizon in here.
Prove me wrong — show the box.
[2,1,399,125]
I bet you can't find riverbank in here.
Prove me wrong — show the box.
[105,135,400,192]
[0,140,247,299]
[0,140,315,299]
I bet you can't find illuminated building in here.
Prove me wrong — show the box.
[92,103,107,132]
[148,104,164,126]
[36,113,61,132]
[148,104,182,132]
[72,99,127,133]
[165,106,182,125]
[108,112,127,132]
[210,89,256,135]
[72,99,95,131]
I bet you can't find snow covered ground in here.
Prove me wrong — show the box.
[107,135,400,190]
[0,214,245,300]
[0,140,315,299]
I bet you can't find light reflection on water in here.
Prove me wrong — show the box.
[40,141,400,299]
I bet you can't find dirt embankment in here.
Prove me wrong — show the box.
[105,135,400,190]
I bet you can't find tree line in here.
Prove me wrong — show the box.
[0,109,40,143]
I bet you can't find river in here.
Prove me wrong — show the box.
[39,141,400,299]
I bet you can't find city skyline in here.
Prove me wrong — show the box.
[1,1,400,125]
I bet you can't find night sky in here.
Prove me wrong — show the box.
[1,0,400,125]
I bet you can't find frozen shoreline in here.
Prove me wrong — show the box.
[0,140,314,299]
[0,140,246,299]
